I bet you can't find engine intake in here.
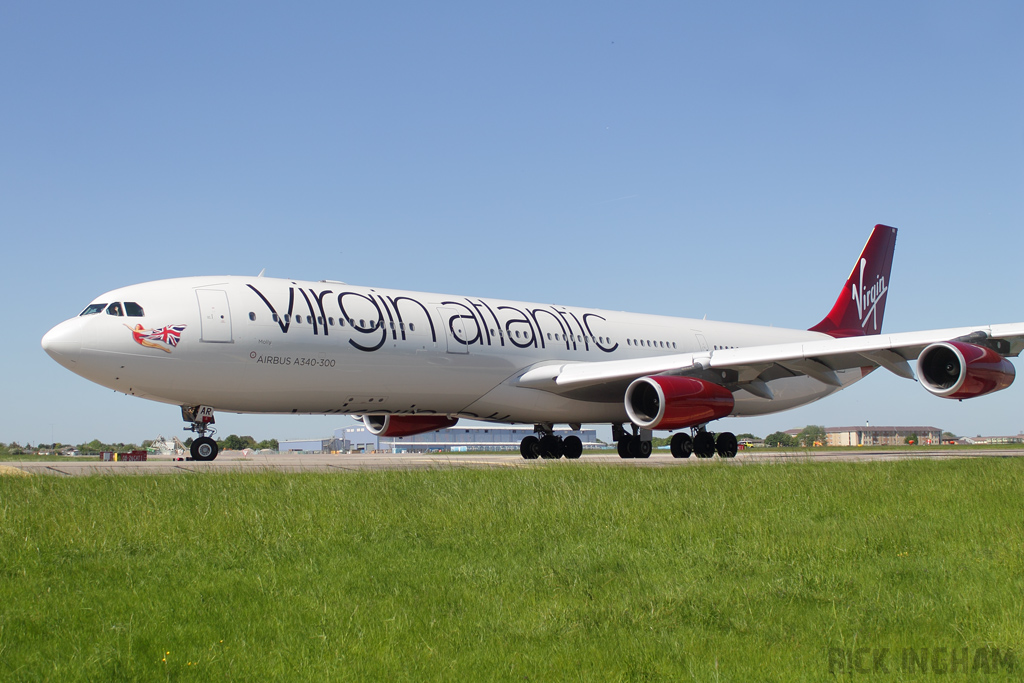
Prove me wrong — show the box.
[625,376,735,430]
[917,341,1015,399]
[363,414,459,437]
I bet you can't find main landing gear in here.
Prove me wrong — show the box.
[519,423,583,460]
[669,427,738,459]
[516,422,739,461]
[613,423,653,459]
[182,405,219,461]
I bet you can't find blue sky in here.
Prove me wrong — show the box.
[3,2,1022,446]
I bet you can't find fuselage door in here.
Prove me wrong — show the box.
[694,333,709,352]
[437,307,469,354]
[197,289,233,343]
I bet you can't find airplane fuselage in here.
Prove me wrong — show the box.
[42,275,855,425]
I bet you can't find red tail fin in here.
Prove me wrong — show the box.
[809,225,897,337]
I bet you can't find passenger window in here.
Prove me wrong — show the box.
[409,323,415,332]
[272,313,279,322]
[249,312,256,321]
[124,302,145,317]
[105,303,123,317]
[329,317,335,326]
[80,303,107,316]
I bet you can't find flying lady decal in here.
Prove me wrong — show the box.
[126,324,187,353]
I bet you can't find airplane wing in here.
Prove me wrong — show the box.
[516,323,1024,398]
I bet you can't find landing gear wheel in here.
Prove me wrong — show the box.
[520,436,540,459]
[191,436,219,461]
[562,435,583,460]
[539,435,563,459]
[693,432,716,458]
[716,432,738,458]
[627,437,652,459]
[670,433,693,458]
[617,438,633,458]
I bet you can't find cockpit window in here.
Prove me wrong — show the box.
[124,302,145,317]
[105,303,124,317]
[80,303,107,316]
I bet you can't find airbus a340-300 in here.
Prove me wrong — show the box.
[42,226,1023,461]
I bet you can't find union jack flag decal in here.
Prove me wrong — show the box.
[125,324,187,353]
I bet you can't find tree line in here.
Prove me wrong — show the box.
[1,435,279,455]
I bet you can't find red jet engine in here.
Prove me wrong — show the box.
[363,415,459,437]
[917,341,1015,399]
[625,376,735,430]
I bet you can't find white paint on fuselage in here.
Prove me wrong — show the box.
[43,275,858,425]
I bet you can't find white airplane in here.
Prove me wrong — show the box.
[42,225,1021,461]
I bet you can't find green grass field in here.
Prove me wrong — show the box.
[2,460,1022,681]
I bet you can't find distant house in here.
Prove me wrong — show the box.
[786,426,943,446]
[824,426,942,446]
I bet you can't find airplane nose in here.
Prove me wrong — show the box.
[42,319,83,365]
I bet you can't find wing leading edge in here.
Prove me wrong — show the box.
[516,324,1024,398]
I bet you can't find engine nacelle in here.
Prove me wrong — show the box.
[917,341,1015,399]
[363,415,459,437]
[625,376,735,430]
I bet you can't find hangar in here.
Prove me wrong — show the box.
[280,425,601,453]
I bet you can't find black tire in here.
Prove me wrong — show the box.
[670,433,693,458]
[520,435,540,459]
[716,432,738,458]
[539,435,562,459]
[563,435,583,459]
[626,436,651,459]
[191,436,218,461]
[693,431,716,458]
[617,438,633,458]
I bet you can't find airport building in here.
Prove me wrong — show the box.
[958,434,1024,445]
[823,425,943,446]
[280,425,602,453]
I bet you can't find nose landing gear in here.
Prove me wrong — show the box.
[181,405,219,461]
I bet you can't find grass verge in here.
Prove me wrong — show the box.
[1,459,1022,680]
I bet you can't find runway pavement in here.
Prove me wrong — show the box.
[5,447,1024,477]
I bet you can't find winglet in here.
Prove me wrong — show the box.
[809,225,897,337]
